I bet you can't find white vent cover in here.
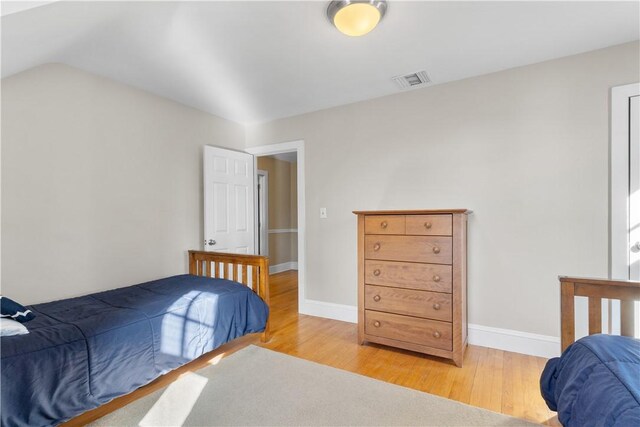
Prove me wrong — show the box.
[392,70,431,89]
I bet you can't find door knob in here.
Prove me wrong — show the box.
[206,239,217,246]
[632,242,640,252]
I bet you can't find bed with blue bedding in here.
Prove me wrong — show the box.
[1,271,269,427]
[541,334,640,427]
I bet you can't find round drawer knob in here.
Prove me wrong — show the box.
[424,222,432,229]
[380,221,388,229]
[432,246,441,254]
[373,269,381,276]
[373,295,381,302]
[373,243,381,251]
[373,321,381,328]
[433,331,441,338]
[432,275,441,282]
[432,303,441,310]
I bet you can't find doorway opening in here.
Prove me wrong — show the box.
[611,82,640,337]
[247,140,305,315]
[256,152,299,310]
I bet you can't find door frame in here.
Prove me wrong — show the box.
[257,169,269,257]
[246,140,306,313]
[610,82,640,334]
[611,82,640,280]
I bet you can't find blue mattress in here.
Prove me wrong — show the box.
[540,334,640,427]
[1,274,269,427]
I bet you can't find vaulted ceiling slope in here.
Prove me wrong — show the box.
[2,1,638,124]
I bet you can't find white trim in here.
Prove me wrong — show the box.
[246,140,306,316]
[611,83,639,281]
[299,299,358,324]
[295,301,560,358]
[268,228,298,234]
[467,324,559,359]
[257,170,269,257]
[610,83,640,334]
[269,262,299,274]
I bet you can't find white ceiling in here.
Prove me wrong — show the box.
[1,1,638,124]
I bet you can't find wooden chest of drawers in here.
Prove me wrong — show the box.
[354,209,469,367]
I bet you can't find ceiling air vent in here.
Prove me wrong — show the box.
[392,70,431,90]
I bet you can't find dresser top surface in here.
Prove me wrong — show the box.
[352,209,471,215]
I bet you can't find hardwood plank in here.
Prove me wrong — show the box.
[447,344,482,403]
[502,350,526,419]
[469,347,503,412]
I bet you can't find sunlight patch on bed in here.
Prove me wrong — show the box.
[160,292,219,357]
[138,372,208,426]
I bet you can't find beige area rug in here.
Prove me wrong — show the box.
[90,345,539,426]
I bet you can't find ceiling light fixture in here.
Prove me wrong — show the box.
[327,0,387,37]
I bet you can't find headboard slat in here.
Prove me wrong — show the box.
[588,297,602,335]
[188,250,270,342]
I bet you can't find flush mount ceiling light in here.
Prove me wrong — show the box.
[327,0,388,37]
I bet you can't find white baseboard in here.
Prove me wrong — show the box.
[269,262,298,274]
[468,323,560,358]
[299,299,358,323]
[295,300,560,358]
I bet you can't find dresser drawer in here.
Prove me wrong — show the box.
[365,310,452,351]
[364,235,452,264]
[365,285,452,322]
[365,215,405,235]
[365,260,452,293]
[406,215,452,236]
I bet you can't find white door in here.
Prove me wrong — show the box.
[203,145,255,254]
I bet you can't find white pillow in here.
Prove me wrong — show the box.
[0,317,29,337]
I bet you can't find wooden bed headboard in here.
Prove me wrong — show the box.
[188,250,270,342]
[560,276,640,351]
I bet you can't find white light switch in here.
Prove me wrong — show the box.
[320,207,327,218]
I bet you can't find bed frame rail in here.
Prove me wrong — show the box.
[560,276,640,351]
[189,250,270,342]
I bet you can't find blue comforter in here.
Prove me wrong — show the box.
[541,334,640,427]
[1,274,269,427]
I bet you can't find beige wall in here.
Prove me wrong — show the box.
[1,63,245,304]
[246,42,640,337]
[257,156,298,266]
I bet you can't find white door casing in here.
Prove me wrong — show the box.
[257,170,269,256]
[610,83,640,336]
[246,141,307,316]
[629,95,639,280]
[203,145,255,254]
[629,95,639,335]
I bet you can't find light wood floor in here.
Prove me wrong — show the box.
[68,271,559,426]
